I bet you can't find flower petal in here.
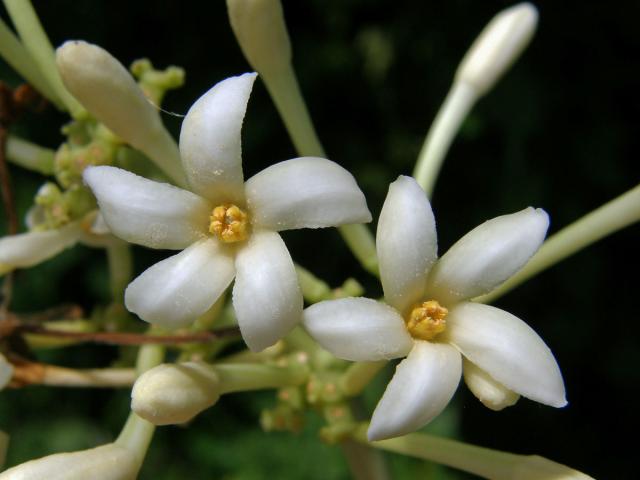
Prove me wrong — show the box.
[377,176,437,313]
[0,223,81,275]
[368,341,461,441]
[245,157,372,231]
[125,238,235,328]
[84,166,211,250]
[303,297,413,361]
[462,358,519,411]
[427,207,548,304]
[179,73,256,204]
[233,231,302,352]
[446,302,566,407]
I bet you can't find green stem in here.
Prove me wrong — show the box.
[0,430,8,470]
[106,241,133,302]
[339,361,387,397]
[262,65,379,275]
[412,82,476,197]
[5,135,55,175]
[215,362,308,394]
[295,263,332,302]
[0,17,59,106]
[477,183,640,304]
[353,424,593,479]
[3,0,84,117]
[115,342,164,465]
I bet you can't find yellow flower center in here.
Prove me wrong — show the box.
[209,203,249,243]
[406,300,448,341]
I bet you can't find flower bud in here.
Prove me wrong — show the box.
[0,443,139,480]
[55,41,186,186]
[455,3,538,96]
[227,0,292,75]
[131,362,221,426]
[463,359,519,411]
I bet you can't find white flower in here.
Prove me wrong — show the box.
[83,73,371,351]
[304,175,566,440]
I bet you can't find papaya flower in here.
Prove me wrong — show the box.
[84,73,371,351]
[304,175,566,440]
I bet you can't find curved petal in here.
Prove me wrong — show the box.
[84,166,211,250]
[368,341,461,441]
[462,358,519,411]
[377,176,437,314]
[303,297,413,361]
[125,238,235,328]
[0,223,81,275]
[179,73,256,204]
[426,207,548,304]
[446,302,566,408]
[233,231,302,352]
[245,157,372,231]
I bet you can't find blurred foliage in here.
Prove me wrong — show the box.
[0,0,638,478]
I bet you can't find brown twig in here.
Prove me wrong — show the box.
[16,324,242,345]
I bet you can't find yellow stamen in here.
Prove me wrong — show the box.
[406,300,448,341]
[209,203,249,243]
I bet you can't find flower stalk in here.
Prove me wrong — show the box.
[5,135,55,175]
[3,0,84,116]
[353,423,594,479]
[478,182,640,303]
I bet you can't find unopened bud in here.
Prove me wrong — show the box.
[227,0,292,75]
[131,362,221,426]
[0,443,139,480]
[56,41,186,186]
[463,360,519,411]
[455,3,538,96]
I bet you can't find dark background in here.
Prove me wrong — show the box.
[1,1,638,478]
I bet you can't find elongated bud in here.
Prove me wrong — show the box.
[131,362,221,426]
[55,41,186,187]
[455,3,538,96]
[227,0,292,75]
[0,443,139,480]
[463,359,519,411]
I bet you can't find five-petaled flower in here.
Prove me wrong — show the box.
[304,175,566,440]
[84,73,371,351]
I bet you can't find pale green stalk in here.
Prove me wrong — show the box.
[106,241,133,302]
[412,82,476,197]
[339,361,387,397]
[478,183,640,304]
[3,0,84,117]
[41,366,136,387]
[0,17,59,106]
[214,362,307,394]
[353,424,594,479]
[295,263,332,302]
[115,342,164,464]
[5,135,55,175]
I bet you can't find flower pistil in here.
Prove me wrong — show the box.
[406,300,448,341]
[209,203,249,243]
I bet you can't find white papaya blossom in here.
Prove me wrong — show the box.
[304,175,566,440]
[84,73,371,352]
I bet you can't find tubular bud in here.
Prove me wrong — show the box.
[55,41,186,186]
[227,0,292,75]
[455,3,538,96]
